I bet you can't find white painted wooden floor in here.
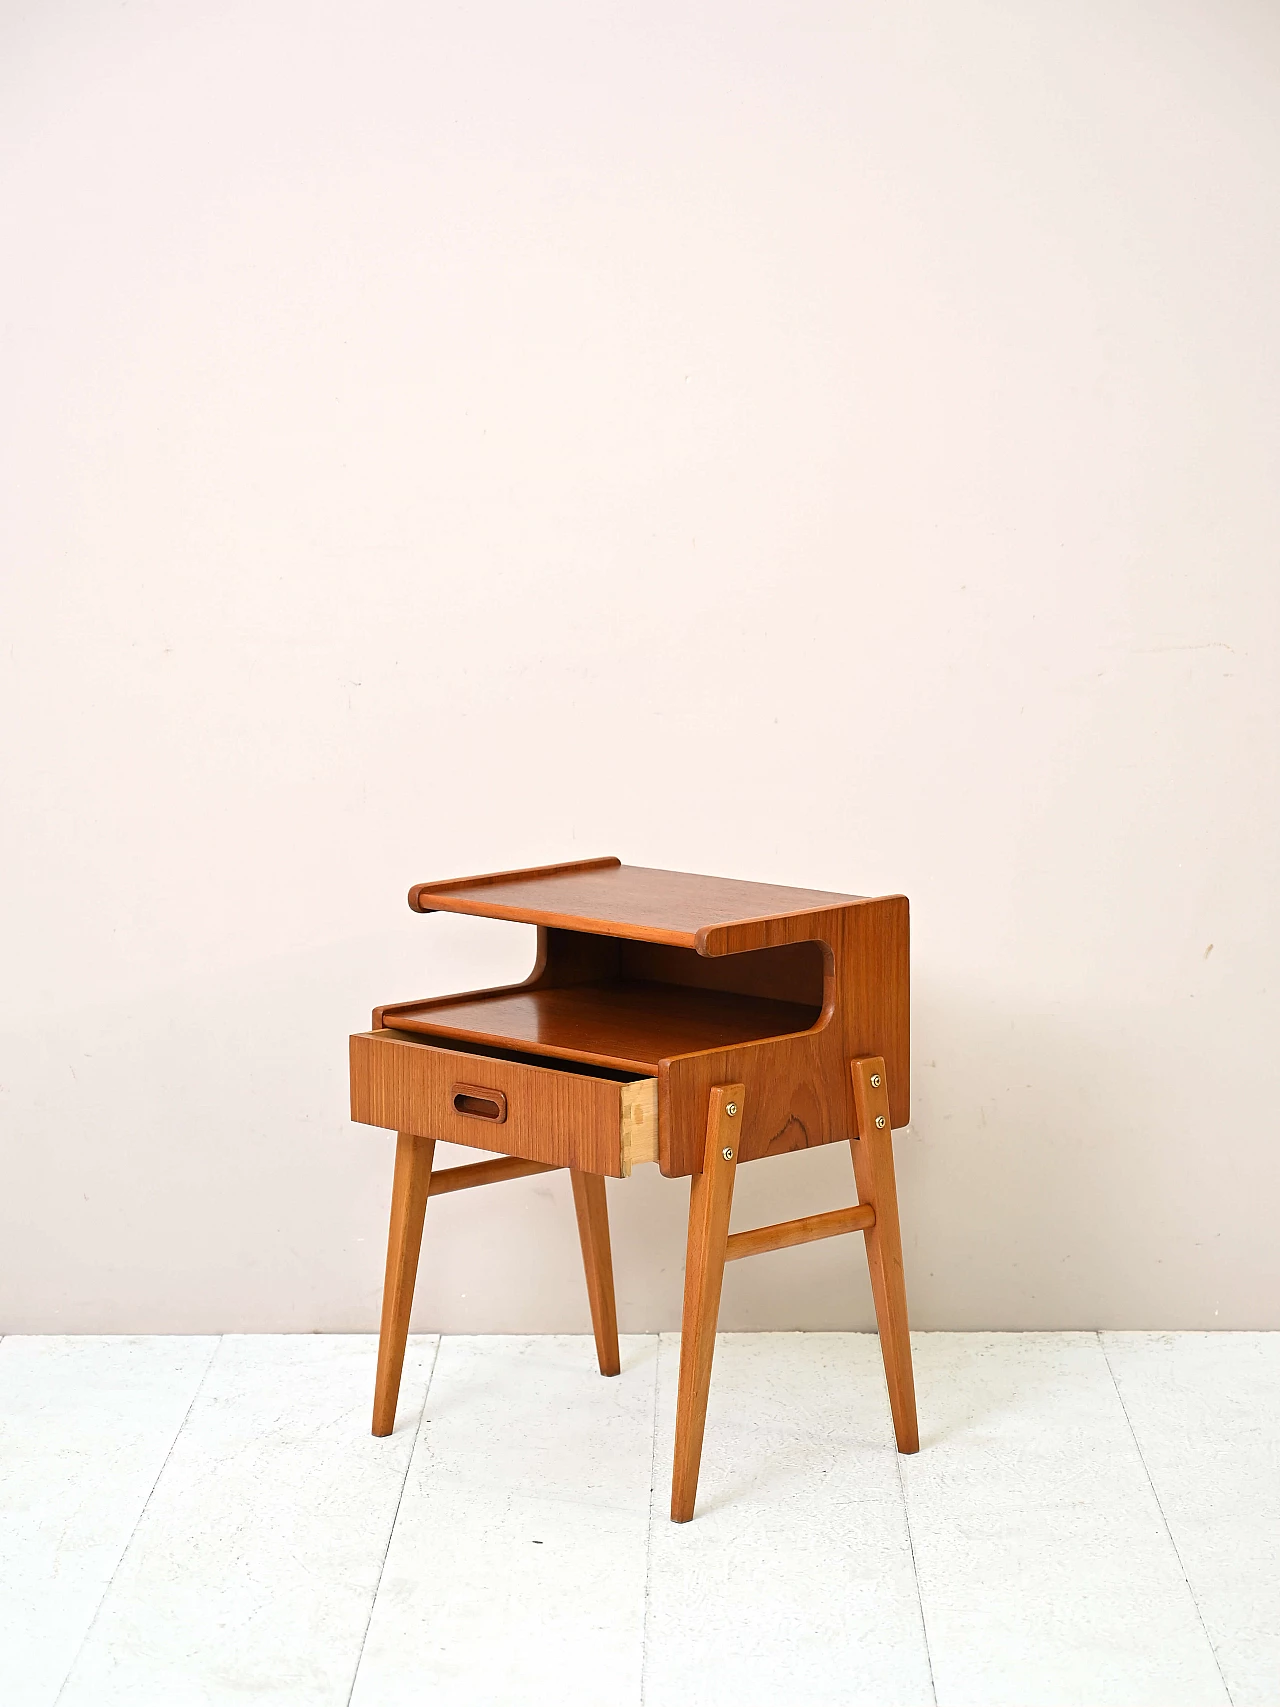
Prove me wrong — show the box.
[1,1333,1276,1707]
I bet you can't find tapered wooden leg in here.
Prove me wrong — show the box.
[850,1059,919,1453]
[372,1130,436,1437]
[671,1083,744,1523]
[570,1170,620,1377]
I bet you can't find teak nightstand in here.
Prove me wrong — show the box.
[350,857,918,1521]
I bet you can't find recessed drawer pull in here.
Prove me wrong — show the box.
[451,1083,507,1123]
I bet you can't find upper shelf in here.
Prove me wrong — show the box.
[408,857,868,953]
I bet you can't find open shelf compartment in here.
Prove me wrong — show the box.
[376,978,822,1075]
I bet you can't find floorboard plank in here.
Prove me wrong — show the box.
[0,1335,217,1707]
[643,1331,934,1707]
[1103,1331,1280,1707]
[7,1332,1273,1707]
[902,1333,1229,1707]
[56,1335,434,1707]
[349,1334,656,1707]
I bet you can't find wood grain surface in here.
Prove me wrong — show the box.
[659,896,909,1175]
[406,861,865,948]
[350,1031,655,1177]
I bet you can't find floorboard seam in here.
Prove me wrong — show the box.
[1098,1331,1234,1706]
[344,1334,441,1707]
[638,1332,663,1707]
[51,1333,223,1707]
[895,1444,938,1706]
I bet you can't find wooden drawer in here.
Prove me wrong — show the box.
[349,1029,658,1178]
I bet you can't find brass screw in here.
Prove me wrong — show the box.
[722,1147,734,1160]
[870,1073,881,1087]
[875,1115,886,1128]
[725,1102,738,1116]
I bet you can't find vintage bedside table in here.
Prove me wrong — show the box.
[350,857,917,1521]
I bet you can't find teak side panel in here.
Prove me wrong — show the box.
[350,1031,639,1177]
[658,898,909,1176]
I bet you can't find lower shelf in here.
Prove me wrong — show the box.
[376,978,818,1074]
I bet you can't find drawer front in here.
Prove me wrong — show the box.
[350,1031,656,1178]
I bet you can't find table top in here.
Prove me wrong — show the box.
[408,857,868,951]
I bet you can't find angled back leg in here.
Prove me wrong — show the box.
[570,1170,621,1376]
[850,1058,919,1453]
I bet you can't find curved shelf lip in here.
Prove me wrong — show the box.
[408,855,621,914]
[370,1017,659,1076]
[410,897,703,947]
